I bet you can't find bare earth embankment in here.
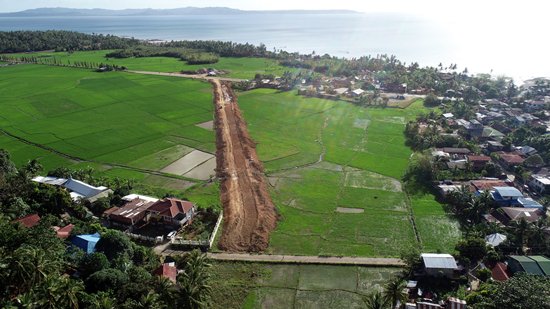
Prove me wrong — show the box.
[213,80,277,252]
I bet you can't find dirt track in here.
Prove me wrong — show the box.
[212,80,277,252]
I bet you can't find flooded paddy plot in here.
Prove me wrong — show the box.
[161,149,215,176]
[195,120,214,131]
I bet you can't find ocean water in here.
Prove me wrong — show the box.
[0,14,547,81]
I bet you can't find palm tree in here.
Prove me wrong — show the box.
[177,250,212,309]
[383,276,407,309]
[33,275,84,309]
[88,292,116,309]
[135,291,165,309]
[364,291,389,309]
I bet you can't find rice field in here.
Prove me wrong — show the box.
[238,89,459,256]
[3,50,294,79]
[0,64,215,184]
[211,261,401,309]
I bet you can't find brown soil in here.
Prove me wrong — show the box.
[212,79,278,252]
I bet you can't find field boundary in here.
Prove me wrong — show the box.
[0,128,199,182]
[206,253,404,267]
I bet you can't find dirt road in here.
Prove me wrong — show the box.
[212,79,277,252]
[206,253,404,266]
[126,70,247,82]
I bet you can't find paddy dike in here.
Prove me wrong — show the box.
[212,79,277,252]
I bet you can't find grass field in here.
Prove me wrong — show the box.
[211,261,401,309]
[3,50,294,79]
[0,64,215,183]
[238,89,458,256]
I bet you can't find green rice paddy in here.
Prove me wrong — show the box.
[238,89,459,256]
[211,261,401,309]
[0,63,216,197]
[3,50,293,79]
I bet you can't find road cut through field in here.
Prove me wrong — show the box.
[212,79,277,252]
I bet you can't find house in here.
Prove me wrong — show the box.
[491,207,544,225]
[491,186,523,206]
[516,197,543,209]
[146,198,196,227]
[516,146,537,157]
[437,184,462,197]
[525,100,546,112]
[13,214,41,228]
[529,174,550,193]
[471,180,509,192]
[70,233,100,254]
[32,176,113,202]
[480,127,505,141]
[467,155,491,171]
[351,88,365,97]
[334,87,349,95]
[446,298,467,309]
[442,113,454,119]
[421,253,458,278]
[487,141,504,152]
[507,255,550,276]
[53,224,74,239]
[416,302,443,309]
[491,262,510,281]
[104,198,156,227]
[122,194,159,203]
[153,262,178,283]
[485,233,507,247]
[63,178,113,202]
[496,152,525,170]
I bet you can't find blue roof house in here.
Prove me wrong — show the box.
[71,233,100,254]
[491,186,523,206]
[517,197,544,209]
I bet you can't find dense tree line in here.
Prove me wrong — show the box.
[0,149,213,308]
[162,40,270,58]
[0,31,140,53]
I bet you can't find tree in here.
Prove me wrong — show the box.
[78,252,110,279]
[383,276,407,309]
[0,149,17,179]
[524,154,544,168]
[177,250,212,309]
[95,230,134,261]
[364,291,389,309]
[469,274,550,309]
[86,269,128,293]
[455,237,488,266]
[423,93,441,107]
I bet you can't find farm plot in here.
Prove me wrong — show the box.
[3,50,295,79]
[0,64,215,182]
[210,261,401,309]
[237,89,457,256]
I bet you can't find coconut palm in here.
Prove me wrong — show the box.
[177,250,212,309]
[383,276,407,309]
[364,291,389,309]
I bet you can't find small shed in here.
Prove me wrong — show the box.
[485,233,507,247]
[421,253,458,278]
[71,233,101,254]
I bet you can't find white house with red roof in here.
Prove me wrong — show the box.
[146,198,196,227]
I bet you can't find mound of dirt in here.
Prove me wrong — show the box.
[212,80,278,252]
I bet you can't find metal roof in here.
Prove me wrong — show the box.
[485,233,507,247]
[421,253,458,269]
[509,256,545,275]
[493,186,523,197]
[517,197,543,208]
[529,256,550,275]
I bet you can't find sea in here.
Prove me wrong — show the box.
[0,13,547,82]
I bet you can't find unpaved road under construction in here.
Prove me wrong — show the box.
[212,79,277,252]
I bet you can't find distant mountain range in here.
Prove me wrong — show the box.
[0,7,360,17]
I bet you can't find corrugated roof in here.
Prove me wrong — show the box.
[529,256,550,275]
[485,233,507,247]
[13,214,41,228]
[493,186,523,197]
[491,262,510,281]
[509,256,545,275]
[421,253,458,269]
[64,178,106,198]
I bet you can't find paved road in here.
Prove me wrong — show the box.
[206,253,404,267]
[126,70,247,82]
